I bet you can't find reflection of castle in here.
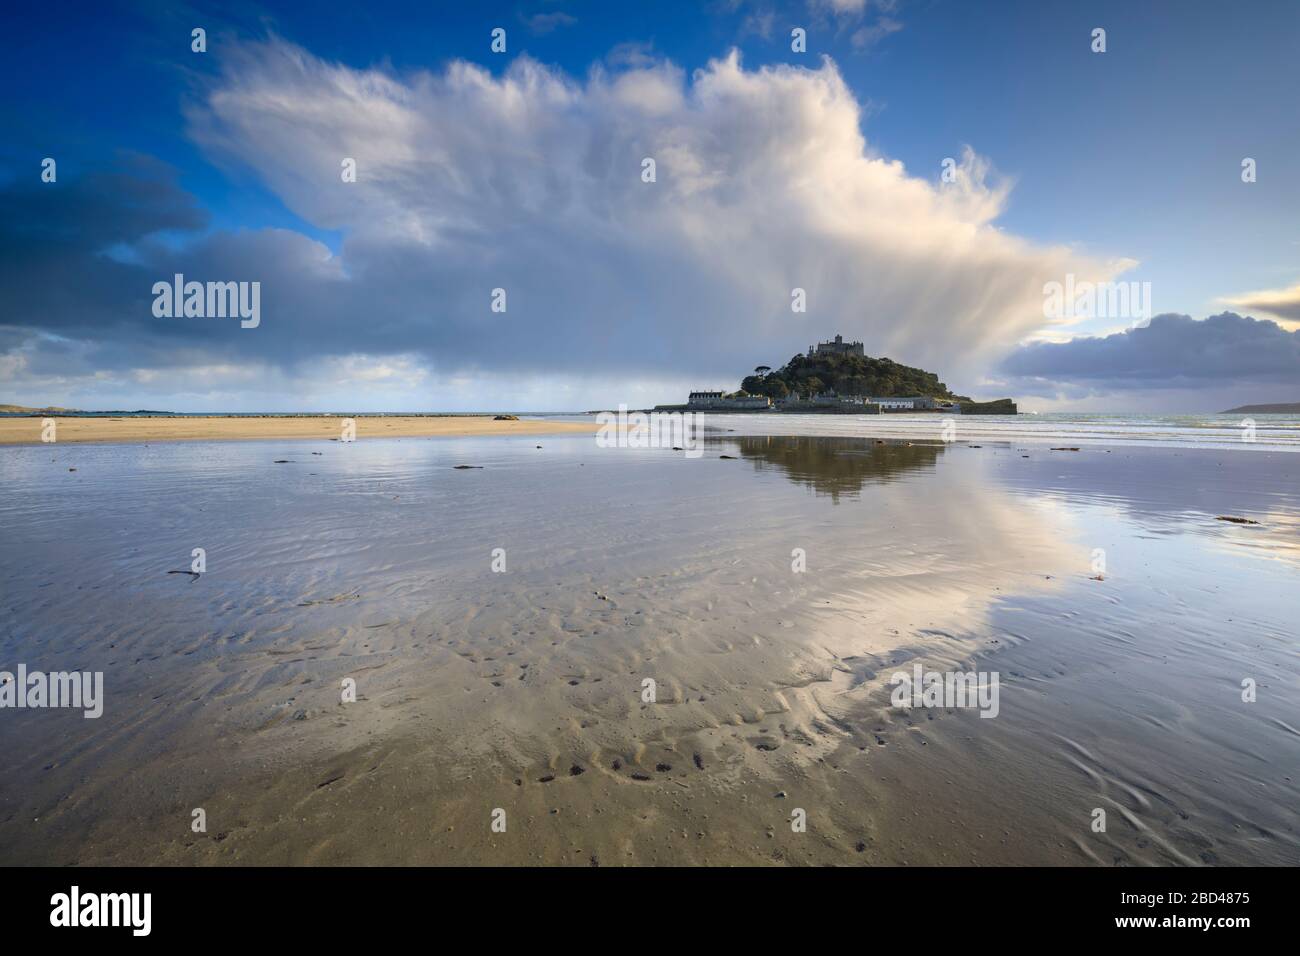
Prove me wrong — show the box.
[710,435,945,503]
[808,334,864,358]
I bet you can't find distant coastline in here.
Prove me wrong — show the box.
[1221,402,1300,414]
[0,403,86,415]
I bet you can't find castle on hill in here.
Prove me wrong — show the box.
[807,334,864,358]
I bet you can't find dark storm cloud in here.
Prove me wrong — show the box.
[999,312,1300,389]
[0,155,209,344]
[0,158,357,374]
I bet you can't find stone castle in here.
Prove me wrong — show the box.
[808,334,864,358]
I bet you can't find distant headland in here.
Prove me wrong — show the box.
[0,404,84,415]
[0,404,178,416]
[1221,402,1300,414]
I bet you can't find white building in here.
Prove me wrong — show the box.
[687,391,771,410]
[869,396,937,410]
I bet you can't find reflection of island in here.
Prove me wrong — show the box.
[709,435,945,502]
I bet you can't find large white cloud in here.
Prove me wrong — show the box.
[178,39,1123,393]
[1,39,1134,410]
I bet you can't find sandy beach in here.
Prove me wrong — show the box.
[1,432,1296,866]
[0,415,597,445]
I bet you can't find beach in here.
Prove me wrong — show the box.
[0,415,598,445]
[1,428,1296,866]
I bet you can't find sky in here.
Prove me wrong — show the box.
[1,0,1298,413]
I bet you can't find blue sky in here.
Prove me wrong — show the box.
[2,0,1298,411]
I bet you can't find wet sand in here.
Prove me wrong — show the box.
[0,415,597,445]
[0,435,1296,865]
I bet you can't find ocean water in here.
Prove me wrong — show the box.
[597,411,1300,451]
